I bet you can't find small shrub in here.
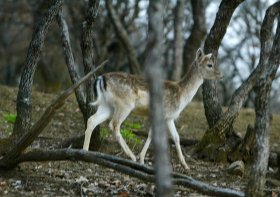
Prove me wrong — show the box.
[123,122,141,130]
[3,112,17,124]
[100,127,109,138]
[100,121,142,145]
[121,128,141,145]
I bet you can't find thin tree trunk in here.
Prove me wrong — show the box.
[202,0,245,128]
[81,0,101,150]
[56,9,87,118]
[145,1,173,197]
[182,0,206,76]
[106,0,141,74]
[172,0,184,80]
[246,16,280,197]
[12,0,63,139]
[0,62,105,168]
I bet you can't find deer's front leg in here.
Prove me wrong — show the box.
[167,119,190,170]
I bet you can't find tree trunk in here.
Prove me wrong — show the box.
[80,0,101,151]
[56,9,87,118]
[202,0,245,128]
[0,62,105,168]
[182,0,206,76]
[171,0,184,80]
[194,1,245,161]
[106,0,141,74]
[145,1,173,196]
[194,2,280,163]
[12,0,63,140]
[246,16,280,197]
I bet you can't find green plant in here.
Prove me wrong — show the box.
[100,121,142,145]
[100,127,109,138]
[3,112,17,124]
[121,128,141,145]
[123,122,141,130]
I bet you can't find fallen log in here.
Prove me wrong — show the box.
[17,148,244,197]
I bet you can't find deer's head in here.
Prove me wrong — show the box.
[195,48,223,80]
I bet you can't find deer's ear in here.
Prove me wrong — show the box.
[196,48,204,61]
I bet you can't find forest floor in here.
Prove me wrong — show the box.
[0,84,280,196]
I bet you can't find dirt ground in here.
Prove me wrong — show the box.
[0,84,280,196]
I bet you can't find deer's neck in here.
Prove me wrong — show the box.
[178,62,203,104]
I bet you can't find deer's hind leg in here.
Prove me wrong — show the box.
[83,105,112,151]
[139,128,152,164]
[109,104,136,161]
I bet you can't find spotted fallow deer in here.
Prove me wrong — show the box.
[83,48,223,170]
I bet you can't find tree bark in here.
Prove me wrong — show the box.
[81,0,101,151]
[194,1,280,162]
[182,0,206,77]
[198,1,246,160]
[171,0,185,80]
[106,0,141,74]
[145,1,173,197]
[202,0,245,128]
[12,0,63,139]
[246,14,280,197]
[56,9,87,118]
[0,62,105,168]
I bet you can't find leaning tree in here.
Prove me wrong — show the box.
[0,0,103,165]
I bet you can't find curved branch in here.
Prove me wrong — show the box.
[56,9,87,117]
[182,0,207,76]
[13,0,63,139]
[17,148,244,197]
[202,0,245,128]
[105,0,141,74]
[0,61,106,168]
[196,2,280,152]
[172,0,185,80]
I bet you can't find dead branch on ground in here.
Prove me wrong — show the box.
[0,61,106,168]
[18,148,245,197]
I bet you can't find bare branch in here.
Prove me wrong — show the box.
[0,61,107,168]
[106,0,141,74]
[17,148,244,197]
[56,8,87,116]
[182,0,207,76]
[172,0,185,80]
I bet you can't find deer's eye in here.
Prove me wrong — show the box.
[207,64,213,68]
